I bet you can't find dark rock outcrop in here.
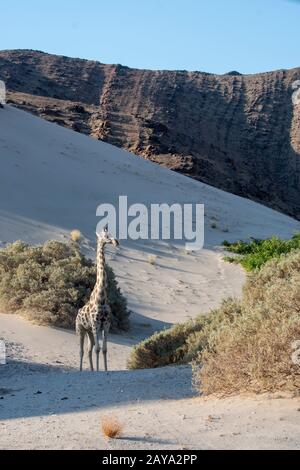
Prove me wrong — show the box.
[1,49,300,218]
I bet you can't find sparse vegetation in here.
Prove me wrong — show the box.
[70,229,82,243]
[129,250,300,395]
[222,233,300,271]
[101,415,123,439]
[0,240,129,331]
[147,254,157,265]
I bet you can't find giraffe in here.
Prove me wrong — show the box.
[75,229,119,372]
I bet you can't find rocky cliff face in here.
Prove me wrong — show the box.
[1,50,300,219]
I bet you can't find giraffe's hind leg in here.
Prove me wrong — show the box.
[87,330,94,372]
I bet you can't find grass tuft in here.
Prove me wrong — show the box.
[70,229,82,243]
[147,254,157,265]
[101,416,123,439]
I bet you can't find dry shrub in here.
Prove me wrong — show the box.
[101,416,123,439]
[0,240,130,331]
[128,299,241,370]
[128,317,207,369]
[194,250,300,395]
[129,250,300,395]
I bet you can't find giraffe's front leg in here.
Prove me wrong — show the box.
[87,330,94,371]
[93,328,101,372]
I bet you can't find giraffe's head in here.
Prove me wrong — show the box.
[96,228,119,247]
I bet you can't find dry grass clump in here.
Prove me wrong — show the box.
[70,229,82,243]
[101,415,123,439]
[0,240,130,331]
[147,254,157,265]
[129,250,300,395]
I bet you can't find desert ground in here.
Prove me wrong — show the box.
[1,105,300,449]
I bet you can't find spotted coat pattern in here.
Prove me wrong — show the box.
[75,234,119,371]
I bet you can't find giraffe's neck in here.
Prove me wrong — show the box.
[90,240,108,306]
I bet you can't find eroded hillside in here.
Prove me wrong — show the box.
[1,49,300,218]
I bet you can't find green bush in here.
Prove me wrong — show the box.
[0,240,130,331]
[129,250,300,395]
[222,233,300,271]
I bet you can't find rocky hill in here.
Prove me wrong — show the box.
[1,49,299,219]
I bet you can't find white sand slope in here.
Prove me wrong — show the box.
[0,105,300,449]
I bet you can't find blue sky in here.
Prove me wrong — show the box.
[0,0,299,74]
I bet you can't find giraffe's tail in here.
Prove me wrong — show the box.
[75,315,86,337]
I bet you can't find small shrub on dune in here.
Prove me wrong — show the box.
[70,229,82,243]
[0,240,129,331]
[147,254,157,265]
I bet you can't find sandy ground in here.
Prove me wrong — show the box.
[1,105,300,449]
[1,357,300,450]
